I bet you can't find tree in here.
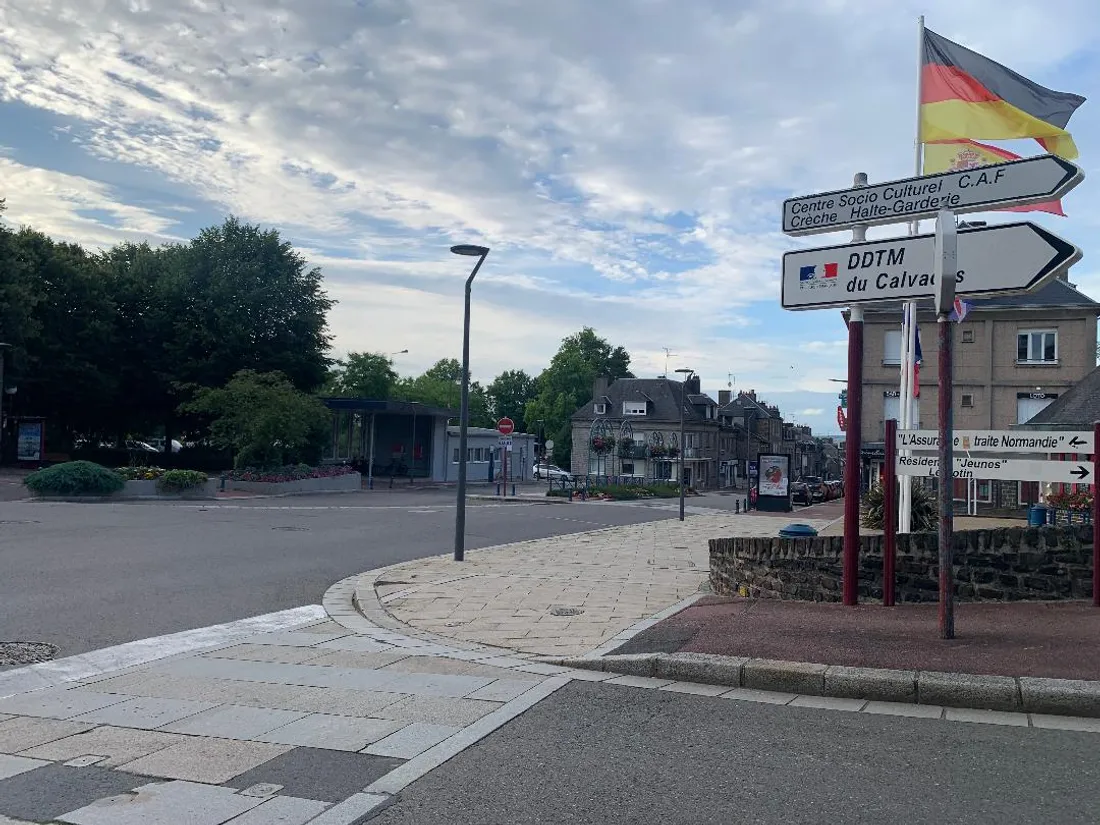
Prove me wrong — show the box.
[487,370,536,429]
[182,370,331,469]
[324,352,398,399]
[525,328,633,466]
[167,217,334,395]
[393,358,493,427]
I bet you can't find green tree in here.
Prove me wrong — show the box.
[324,352,398,398]
[487,370,536,430]
[182,370,331,469]
[525,328,633,466]
[167,217,334,394]
[393,358,492,427]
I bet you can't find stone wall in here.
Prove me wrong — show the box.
[710,526,1095,603]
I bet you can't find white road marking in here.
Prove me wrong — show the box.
[0,605,326,699]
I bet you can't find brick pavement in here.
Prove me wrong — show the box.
[358,511,835,658]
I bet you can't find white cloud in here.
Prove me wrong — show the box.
[0,0,1096,431]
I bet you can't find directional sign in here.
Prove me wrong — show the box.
[781,222,1080,310]
[897,429,1094,455]
[783,154,1083,236]
[498,436,513,451]
[897,454,1092,484]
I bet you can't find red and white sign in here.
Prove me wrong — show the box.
[837,406,847,432]
[497,417,515,436]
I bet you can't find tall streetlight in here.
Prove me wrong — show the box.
[0,343,8,466]
[675,368,694,521]
[451,244,490,562]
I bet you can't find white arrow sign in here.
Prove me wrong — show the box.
[781,222,1080,310]
[897,429,1094,455]
[897,455,1092,483]
[783,154,1083,236]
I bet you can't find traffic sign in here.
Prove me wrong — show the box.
[897,454,1092,483]
[545,439,555,450]
[497,417,515,436]
[498,436,513,451]
[781,222,1080,310]
[897,429,1094,454]
[783,154,1083,237]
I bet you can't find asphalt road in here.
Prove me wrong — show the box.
[0,491,669,659]
[369,680,1100,825]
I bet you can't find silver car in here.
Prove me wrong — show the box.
[534,463,573,482]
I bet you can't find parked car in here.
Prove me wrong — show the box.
[534,463,573,482]
[799,476,828,503]
[790,478,813,505]
[826,479,843,499]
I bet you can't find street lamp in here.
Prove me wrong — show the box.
[0,343,10,464]
[451,243,490,562]
[391,349,409,355]
[674,368,694,521]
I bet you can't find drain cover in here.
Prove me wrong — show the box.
[0,641,58,666]
[550,606,584,617]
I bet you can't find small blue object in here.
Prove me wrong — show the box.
[1027,504,1050,528]
[778,523,819,539]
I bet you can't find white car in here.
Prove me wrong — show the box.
[534,463,573,482]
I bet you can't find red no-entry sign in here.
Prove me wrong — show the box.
[497,417,515,436]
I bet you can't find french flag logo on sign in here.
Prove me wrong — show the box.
[799,265,816,281]
[822,262,838,278]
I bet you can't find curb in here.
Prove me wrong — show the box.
[541,652,1100,719]
[466,495,568,505]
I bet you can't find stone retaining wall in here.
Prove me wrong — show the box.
[224,472,362,495]
[710,526,1094,603]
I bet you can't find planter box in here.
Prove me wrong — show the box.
[224,472,362,496]
[118,478,220,499]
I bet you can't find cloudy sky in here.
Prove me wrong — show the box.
[1,0,1098,435]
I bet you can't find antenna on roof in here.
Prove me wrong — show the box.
[727,373,734,389]
[662,347,677,378]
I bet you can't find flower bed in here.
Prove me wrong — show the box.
[223,464,361,495]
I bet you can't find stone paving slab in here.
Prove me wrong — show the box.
[20,725,189,767]
[358,513,831,657]
[56,779,262,825]
[0,716,95,754]
[115,738,291,783]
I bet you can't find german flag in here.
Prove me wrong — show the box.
[923,140,1066,216]
[921,28,1085,159]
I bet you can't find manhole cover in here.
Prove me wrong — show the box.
[272,526,310,532]
[550,606,585,617]
[0,641,58,666]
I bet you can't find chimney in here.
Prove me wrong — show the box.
[718,390,731,406]
[592,375,609,399]
[686,376,701,395]
[747,389,756,401]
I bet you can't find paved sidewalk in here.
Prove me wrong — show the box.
[0,612,569,824]
[358,512,834,658]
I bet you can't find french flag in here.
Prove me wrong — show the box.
[914,325,923,396]
[950,297,974,324]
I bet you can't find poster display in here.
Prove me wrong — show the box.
[16,422,43,462]
[755,454,792,512]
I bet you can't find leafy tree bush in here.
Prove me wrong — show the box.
[861,483,938,532]
[24,461,125,496]
[158,469,209,492]
[183,370,331,469]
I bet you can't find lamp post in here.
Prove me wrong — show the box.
[451,244,490,562]
[0,343,10,464]
[674,368,694,521]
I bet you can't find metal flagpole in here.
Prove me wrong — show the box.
[899,14,926,534]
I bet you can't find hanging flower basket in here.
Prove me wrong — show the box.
[617,437,635,457]
[649,445,667,458]
[591,435,616,455]
[666,446,680,458]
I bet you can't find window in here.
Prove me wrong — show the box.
[623,402,647,416]
[1017,395,1055,424]
[961,329,975,343]
[1017,330,1057,364]
[453,448,460,463]
[953,478,992,503]
[883,329,902,365]
[467,448,474,462]
[594,402,606,414]
[622,462,635,475]
[961,394,974,408]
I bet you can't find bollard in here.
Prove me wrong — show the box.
[735,499,740,514]
[512,483,516,496]
[495,483,501,497]
[569,490,573,502]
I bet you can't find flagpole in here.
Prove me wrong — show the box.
[899,14,926,534]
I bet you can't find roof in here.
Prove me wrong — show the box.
[570,378,717,423]
[320,398,458,417]
[1020,365,1100,427]
[718,392,777,420]
[446,426,536,438]
[859,277,1100,316]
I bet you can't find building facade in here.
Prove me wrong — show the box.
[857,276,1100,509]
[569,376,722,489]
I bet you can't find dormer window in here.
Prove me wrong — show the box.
[594,402,606,415]
[623,402,647,416]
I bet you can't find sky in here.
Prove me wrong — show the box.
[1,0,1099,437]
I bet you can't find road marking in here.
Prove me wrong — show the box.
[0,605,326,699]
